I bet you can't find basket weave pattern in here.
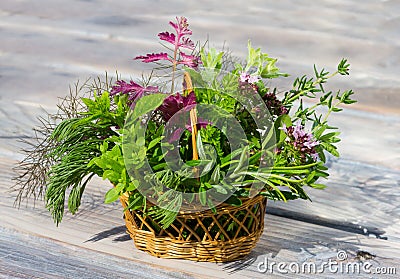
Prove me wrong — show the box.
[120,195,267,262]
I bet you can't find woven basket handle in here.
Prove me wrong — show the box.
[183,72,199,161]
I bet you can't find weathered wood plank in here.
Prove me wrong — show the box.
[0,227,194,279]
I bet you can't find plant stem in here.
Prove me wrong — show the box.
[183,72,199,179]
[286,71,339,104]
[171,60,177,94]
[170,37,180,94]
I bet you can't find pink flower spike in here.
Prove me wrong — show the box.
[158,32,176,45]
[239,72,249,83]
[169,17,192,37]
[239,72,260,84]
[279,123,288,133]
[178,53,200,68]
[248,75,260,84]
[134,52,171,63]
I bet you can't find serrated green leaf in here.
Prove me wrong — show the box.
[81,97,96,108]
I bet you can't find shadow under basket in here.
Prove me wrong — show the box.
[119,194,267,262]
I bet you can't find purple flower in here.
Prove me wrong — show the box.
[158,91,197,121]
[111,80,158,102]
[280,123,319,161]
[293,123,306,140]
[263,92,288,116]
[239,72,260,84]
[280,123,288,134]
[134,52,171,63]
[167,17,195,50]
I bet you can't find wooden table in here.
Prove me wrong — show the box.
[1,1,399,278]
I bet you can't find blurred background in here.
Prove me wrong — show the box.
[1,0,399,111]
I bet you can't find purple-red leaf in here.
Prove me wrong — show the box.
[178,53,200,68]
[111,80,158,103]
[185,117,211,132]
[179,37,195,50]
[158,91,197,121]
[134,52,170,63]
[167,118,211,143]
[158,32,176,45]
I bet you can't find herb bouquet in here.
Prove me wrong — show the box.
[14,17,356,262]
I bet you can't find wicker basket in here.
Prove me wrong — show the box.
[119,194,267,262]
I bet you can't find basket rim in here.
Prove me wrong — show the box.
[119,193,266,216]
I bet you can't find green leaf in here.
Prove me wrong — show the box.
[127,193,144,211]
[207,199,217,214]
[81,97,96,108]
[210,165,220,184]
[102,169,120,182]
[126,180,139,191]
[332,107,343,112]
[275,114,292,143]
[233,146,249,174]
[148,136,163,150]
[338,58,350,75]
[212,184,228,194]
[225,195,242,206]
[104,187,120,204]
[321,142,340,157]
[196,133,206,160]
[310,183,327,189]
[313,125,327,138]
[328,95,333,108]
[199,186,207,206]
[319,132,340,142]
[185,159,212,167]
[131,93,166,120]
[261,125,275,149]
